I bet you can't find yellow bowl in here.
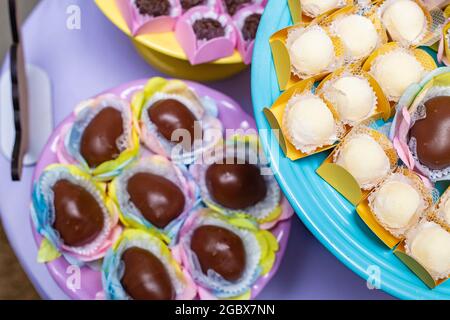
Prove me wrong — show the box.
[95,0,248,81]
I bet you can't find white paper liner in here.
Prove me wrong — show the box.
[74,96,132,159]
[198,145,281,221]
[39,169,114,256]
[283,91,345,154]
[407,86,450,181]
[182,215,261,298]
[378,0,428,46]
[405,220,450,280]
[300,0,347,18]
[329,13,381,62]
[369,47,425,102]
[333,126,395,190]
[115,160,188,226]
[368,172,429,238]
[115,236,185,299]
[321,72,378,125]
[141,92,203,155]
[436,191,450,225]
[286,25,343,79]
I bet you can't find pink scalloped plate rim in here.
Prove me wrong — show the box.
[30,79,293,300]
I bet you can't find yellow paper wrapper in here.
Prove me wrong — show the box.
[355,167,433,248]
[377,0,446,47]
[394,241,445,289]
[362,42,437,105]
[394,217,450,289]
[288,0,353,24]
[316,65,392,123]
[317,124,398,206]
[270,24,345,91]
[264,79,345,160]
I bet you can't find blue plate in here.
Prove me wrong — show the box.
[251,0,450,300]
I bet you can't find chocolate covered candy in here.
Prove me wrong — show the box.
[191,225,246,281]
[135,0,171,17]
[205,157,267,210]
[121,247,175,300]
[410,96,450,170]
[52,179,104,247]
[242,13,261,41]
[224,0,251,16]
[126,172,186,228]
[192,18,226,40]
[80,107,124,168]
[181,0,206,10]
[148,99,198,145]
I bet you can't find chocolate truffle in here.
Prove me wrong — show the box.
[205,157,267,209]
[242,13,261,41]
[121,247,175,300]
[192,18,226,41]
[148,99,199,146]
[80,107,124,168]
[126,172,186,228]
[224,0,251,16]
[52,179,104,247]
[410,96,450,170]
[180,0,206,10]
[135,0,171,17]
[190,225,246,281]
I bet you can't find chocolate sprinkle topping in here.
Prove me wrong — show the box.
[181,0,206,11]
[224,0,251,16]
[135,0,171,17]
[192,18,226,41]
[242,13,261,41]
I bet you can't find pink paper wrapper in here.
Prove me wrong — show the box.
[115,0,182,35]
[218,0,267,16]
[233,4,263,65]
[179,0,221,13]
[175,6,237,64]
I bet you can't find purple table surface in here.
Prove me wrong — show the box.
[0,0,393,300]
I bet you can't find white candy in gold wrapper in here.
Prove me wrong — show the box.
[329,76,376,123]
[370,50,424,101]
[373,180,421,229]
[300,0,340,17]
[336,134,390,187]
[288,26,335,76]
[381,0,426,45]
[284,94,337,153]
[333,14,379,60]
[406,221,450,280]
[443,199,450,225]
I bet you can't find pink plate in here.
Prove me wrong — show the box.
[31,79,292,300]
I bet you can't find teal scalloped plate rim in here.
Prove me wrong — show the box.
[251,0,450,300]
